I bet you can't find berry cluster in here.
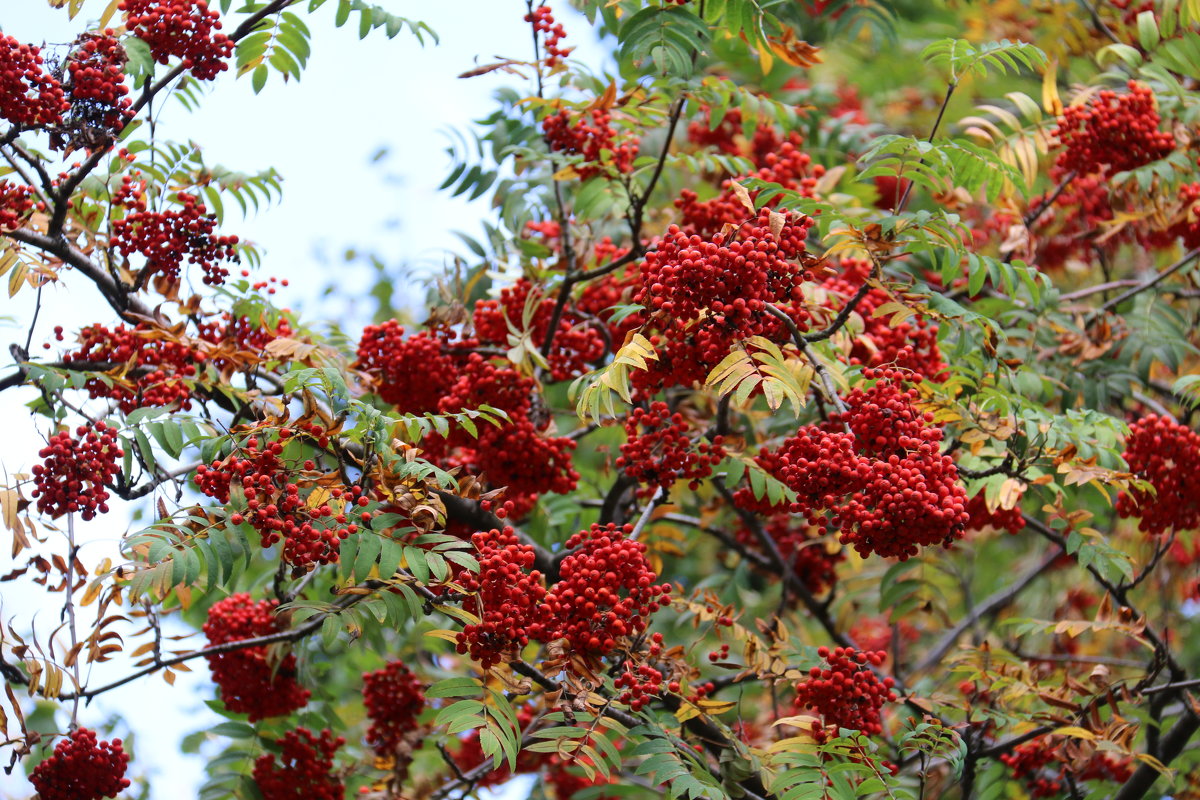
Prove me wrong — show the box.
[819,258,945,381]
[1116,414,1200,535]
[31,422,122,521]
[455,527,548,670]
[0,35,65,128]
[109,193,239,285]
[535,523,672,657]
[362,660,425,757]
[542,108,638,180]
[576,263,643,344]
[633,210,815,391]
[473,278,605,380]
[121,0,234,80]
[29,728,130,800]
[0,181,34,231]
[791,647,896,742]
[63,322,202,412]
[964,491,1024,535]
[1033,171,1130,270]
[202,594,310,721]
[253,728,344,800]
[617,402,726,493]
[1000,735,1133,798]
[524,5,572,66]
[196,424,365,567]
[431,354,579,518]
[735,513,845,595]
[676,133,821,238]
[1053,82,1174,177]
[832,371,969,558]
[739,370,968,560]
[614,660,666,711]
[63,32,132,143]
[355,322,461,413]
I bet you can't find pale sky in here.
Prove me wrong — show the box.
[0,2,605,797]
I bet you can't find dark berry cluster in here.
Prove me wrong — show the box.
[355,321,461,413]
[1000,735,1133,799]
[964,491,1024,535]
[196,423,367,567]
[535,523,672,656]
[202,593,310,721]
[1052,81,1174,177]
[543,108,637,179]
[109,193,239,285]
[473,278,605,381]
[63,322,202,412]
[31,422,122,521]
[120,0,234,80]
[29,728,130,800]
[253,728,344,800]
[524,5,572,66]
[0,181,35,231]
[735,513,845,595]
[820,258,946,381]
[63,32,132,143]
[1116,414,1200,535]
[791,647,895,742]
[362,659,425,757]
[0,35,65,128]
[455,526,548,670]
[617,402,726,494]
[614,632,666,711]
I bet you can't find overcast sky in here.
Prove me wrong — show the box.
[0,2,605,797]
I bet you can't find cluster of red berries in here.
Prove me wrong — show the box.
[638,210,811,323]
[535,523,672,656]
[31,422,122,521]
[832,371,969,558]
[121,0,234,80]
[615,657,665,711]
[252,728,344,800]
[1000,736,1133,798]
[455,526,548,670]
[1033,171,1130,270]
[792,647,896,742]
[576,263,643,344]
[0,181,34,231]
[964,492,1024,535]
[617,402,726,493]
[430,354,579,518]
[109,193,239,285]
[0,35,65,128]
[362,659,425,756]
[735,513,845,595]
[676,134,821,238]
[739,369,968,560]
[1116,414,1200,535]
[63,322,201,412]
[202,593,310,721]
[1053,82,1174,177]
[195,310,295,370]
[355,322,460,413]
[820,258,946,381]
[29,728,130,800]
[543,108,638,179]
[64,32,132,141]
[473,278,605,380]
[524,5,572,66]
[196,424,365,567]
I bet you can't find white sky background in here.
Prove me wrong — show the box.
[0,2,606,797]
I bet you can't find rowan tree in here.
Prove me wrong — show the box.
[1,1,1199,800]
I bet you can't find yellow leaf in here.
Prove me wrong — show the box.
[425,628,461,644]
[730,181,755,214]
[1052,726,1096,740]
[1042,58,1063,116]
[698,699,738,715]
